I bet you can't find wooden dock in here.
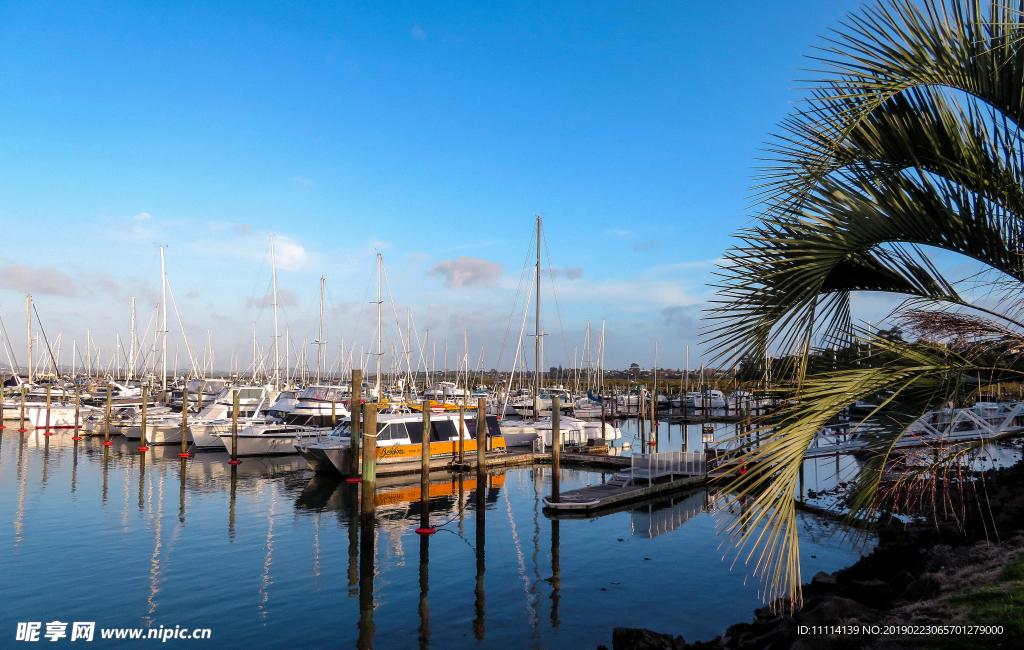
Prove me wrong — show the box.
[541,475,706,513]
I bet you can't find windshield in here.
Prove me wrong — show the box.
[298,386,347,402]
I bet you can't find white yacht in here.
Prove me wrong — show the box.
[500,416,621,447]
[284,385,351,427]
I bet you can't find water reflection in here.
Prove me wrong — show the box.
[1,430,876,648]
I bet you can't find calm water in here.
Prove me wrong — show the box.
[1,424,873,649]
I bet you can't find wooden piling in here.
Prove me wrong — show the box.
[102,385,112,445]
[138,386,149,452]
[348,369,362,481]
[72,384,82,440]
[476,397,485,477]
[332,399,337,427]
[43,384,52,435]
[361,405,377,514]
[179,384,190,457]
[551,396,560,503]
[458,405,465,465]
[0,376,5,431]
[18,385,26,432]
[228,389,241,465]
[417,400,435,534]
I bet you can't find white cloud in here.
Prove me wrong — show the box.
[293,176,317,187]
[411,24,426,40]
[0,265,78,297]
[429,256,502,288]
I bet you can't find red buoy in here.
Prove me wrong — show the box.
[415,527,437,535]
[102,441,113,446]
[345,478,362,483]
[179,453,190,458]
[137,446,150,452]
[228,460,241,465]
[72,436,82,441]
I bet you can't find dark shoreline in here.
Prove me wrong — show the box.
[603,456,1024,650]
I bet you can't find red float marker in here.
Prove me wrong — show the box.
[103,441,113,446]
[18,429,27,433]
[137,446,150,452]
[72,436,82,441]
[44,432,54,436]
[415,527,437,535]
[228,460,241,465]
[345,478,362,483]
[179,453,190,458]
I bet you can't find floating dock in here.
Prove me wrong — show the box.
[541,450,707,512]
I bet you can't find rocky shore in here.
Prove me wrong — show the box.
[603,455,1024,650]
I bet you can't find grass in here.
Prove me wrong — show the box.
[927,553,1024,649]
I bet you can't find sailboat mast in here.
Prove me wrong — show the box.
[375,253,382,398]
[534,215,541,417]
[129,296,136,381]
[159,245,168,392]
[317,275,325,384]
[270,234,280,389]
[26,294,32,384]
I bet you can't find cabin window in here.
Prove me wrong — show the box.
[388,423,409,441]
[238,389,263,399]
[376,423,391,441]
[406,421,424,444]
[432,420,458,441]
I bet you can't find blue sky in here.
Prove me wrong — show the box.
[0,0,869,376]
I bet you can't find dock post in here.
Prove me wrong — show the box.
[179,384,190,457]
[458,405,465,466]
[417,400,435,534]
[72,384,82,440]
[601,395,607,443]
[551,396,560,503]
[361,404,377,515]
[348,369,362,481]
[138,386,149,452]
[18,385,26,433]
[0,376,4,431]
[228,390,241,465]
[332,399,337,427]
[476,397,485,478]
[44,384,52,435]
[103,385,112,445]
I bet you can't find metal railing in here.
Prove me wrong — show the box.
[630,450,706,486]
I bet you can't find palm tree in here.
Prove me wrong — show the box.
[707,0,1024,605]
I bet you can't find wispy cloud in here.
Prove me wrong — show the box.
[429,256,502,288]
[245,288,299,308]
[633,240,658,252]
[411,24,427,40]
[0,265,78,297]
[293,176,317,187]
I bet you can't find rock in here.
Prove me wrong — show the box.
[887,569,915,596]
[797,596,879,626]
[807,570,838,595]
[754,605,778,621]
[901,573,944,601]
[612,627,686,650]
[839,579,894,608]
